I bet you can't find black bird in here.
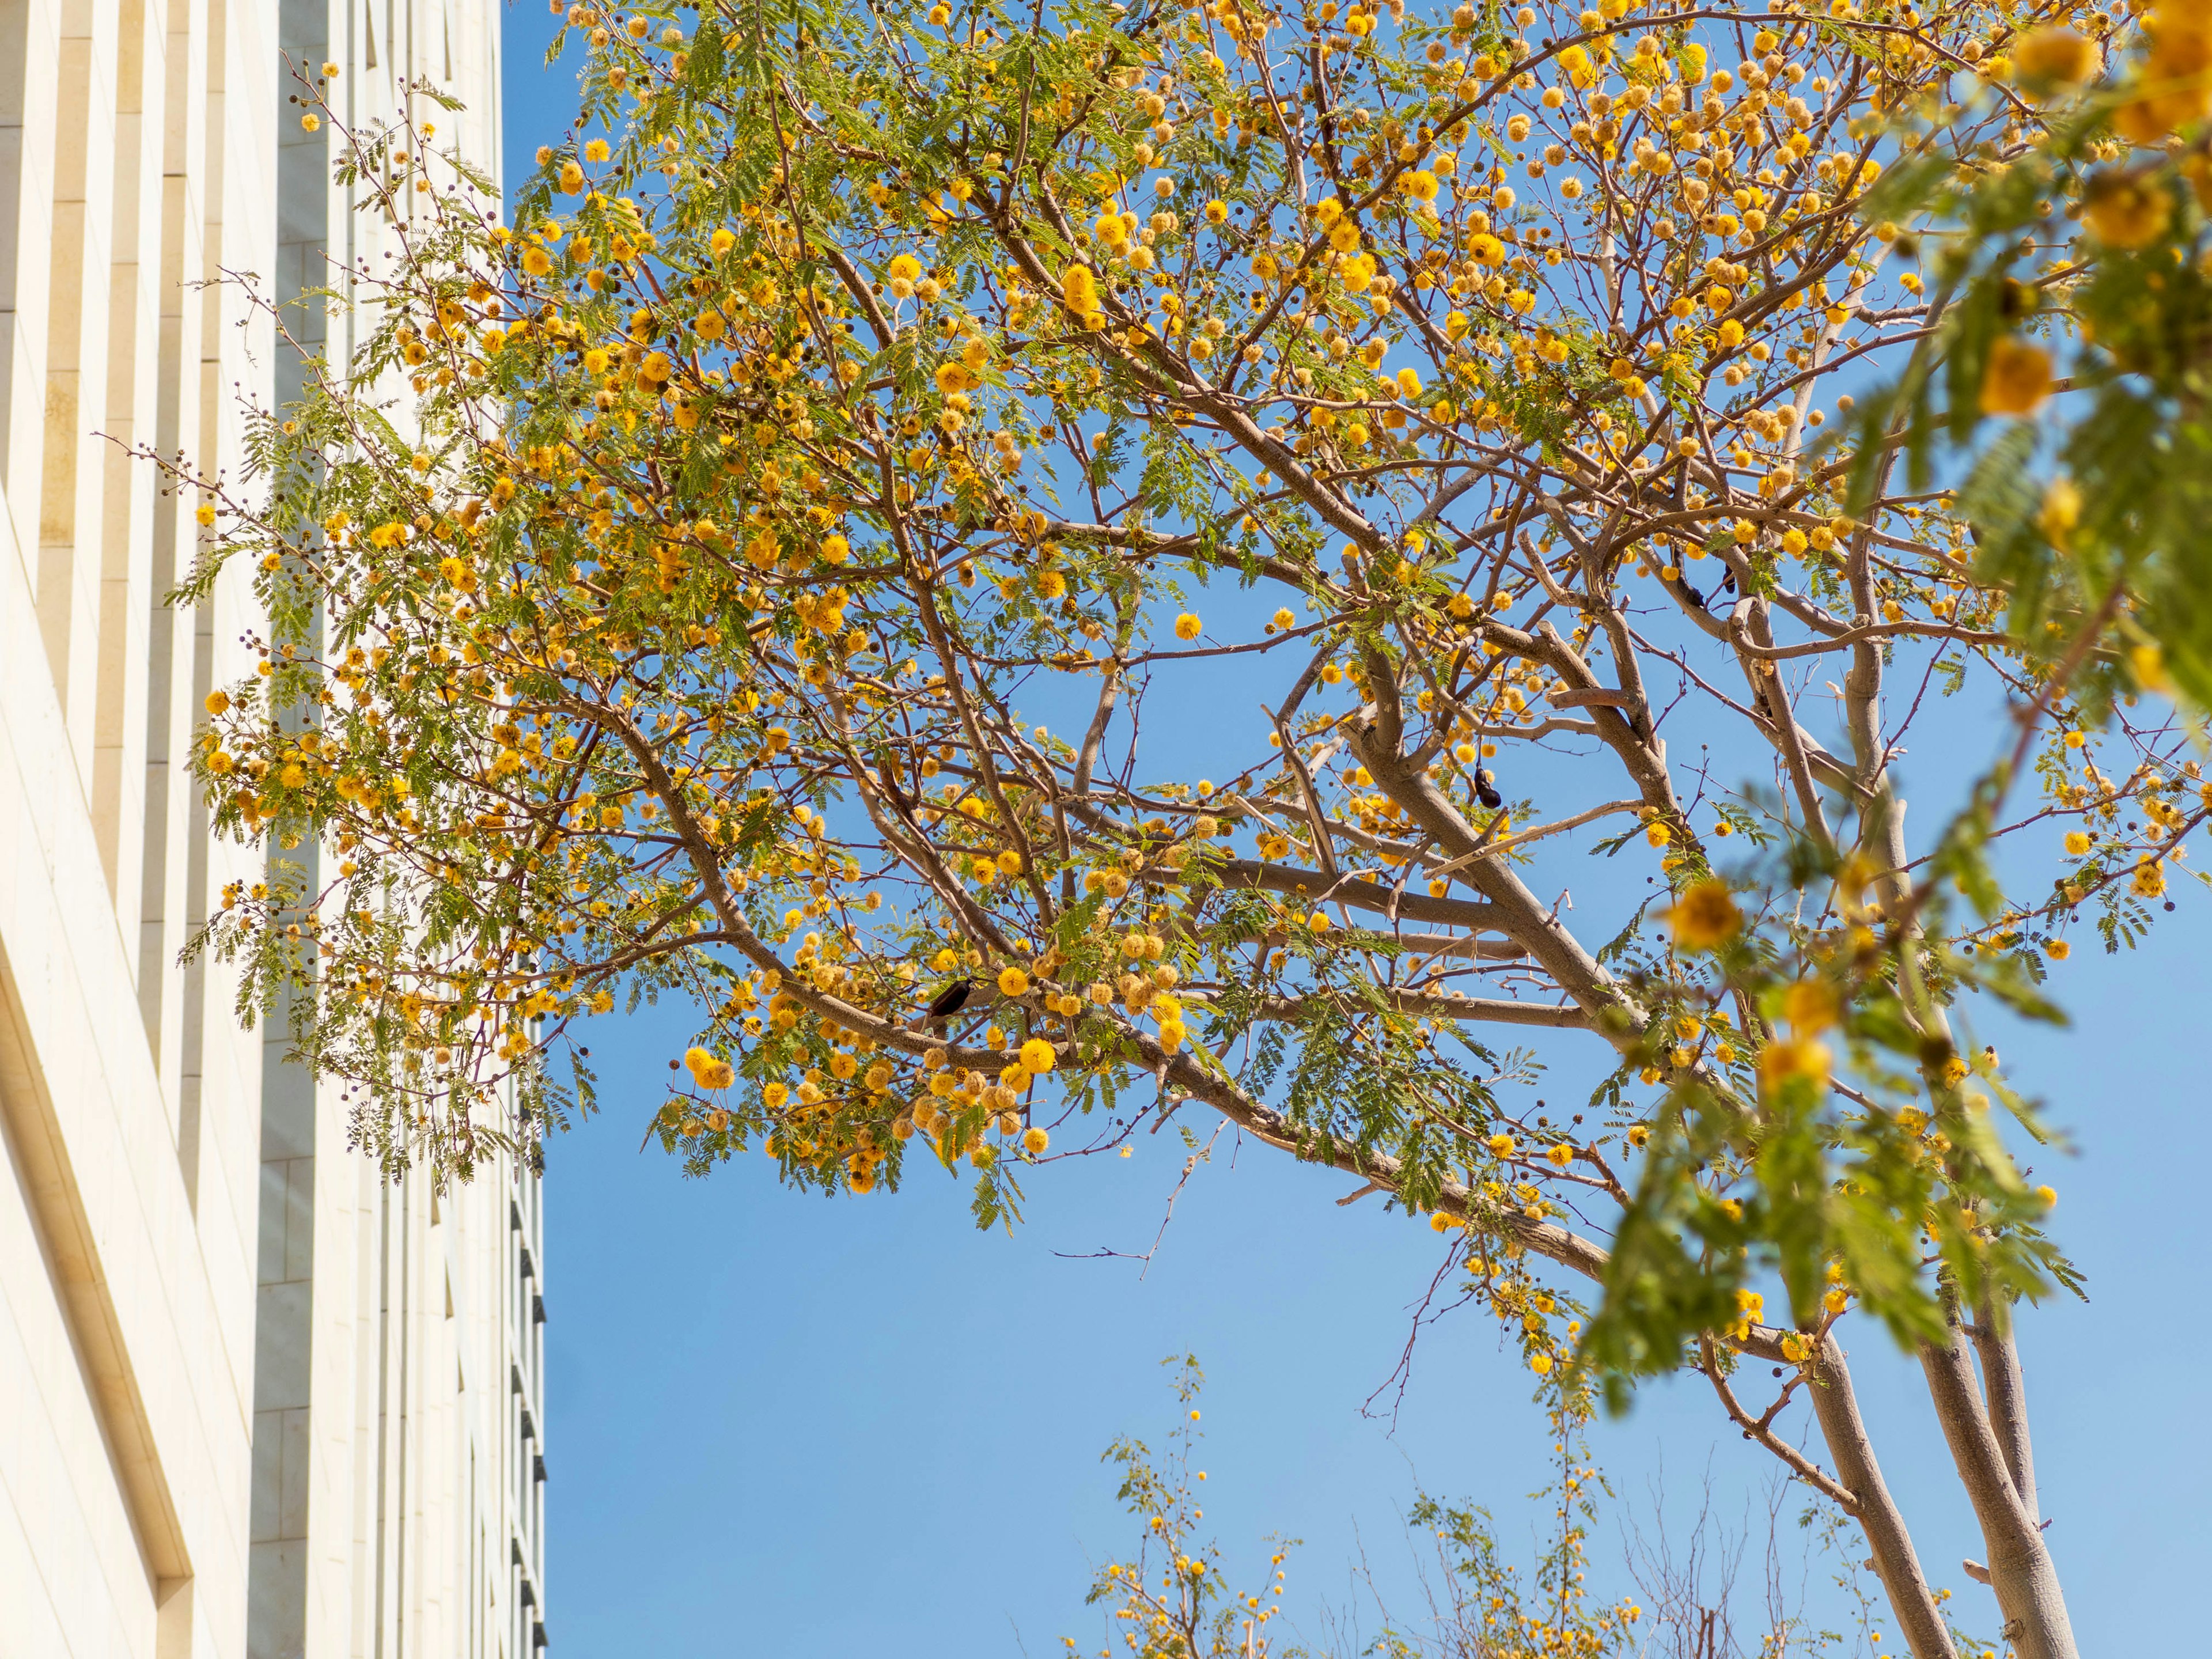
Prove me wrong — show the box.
[925,976,975,1028]
[1681,584,1705,608]
[1475,768,1504,810]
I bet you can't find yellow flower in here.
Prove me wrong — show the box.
[710,227,736,258]
[1486,1132,1516,1158]
[2116,9,2212,143]
[1758,1037,1832,1099]
[2064,831,2092,856]
[2131,643,2172,692]
[204,689,230,717]
[2081,171,2172,249]
[558,160,585,193]
[1022,1126,1050,1155]
[2013,28,2100,94]
[300,112,321,132]
[997,965,1031,997]
[195,502,218,527]
[1782,979,1839,1035]
[1019,1037,1056,1074]
[2044,938,2070,961]
[1528,1353,1554,1376]
[1664,880,1741,952]
[2131,858,2166,898]
[1979,336,2052,416]
[2037,476,2082,549]
[1174,612,1202,641]
[1061,262,1099,316]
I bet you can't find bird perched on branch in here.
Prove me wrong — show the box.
[923,976,975,1032]
[1475,768,1504,810]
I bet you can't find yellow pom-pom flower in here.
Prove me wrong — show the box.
[2013,28,2100,94]
[1019,1037,1056,1075]
[1174,613,1202,641]
[1979,336,2053,416]
[997,966,1031,997]
[1062,262,1099,316]
[1664,880,1741,952]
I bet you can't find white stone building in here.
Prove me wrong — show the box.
[0,4,547,1658]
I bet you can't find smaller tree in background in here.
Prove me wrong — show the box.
[1077,1358,1301,1659]
[1077,1361,1945,1658]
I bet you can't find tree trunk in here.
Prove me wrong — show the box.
[1805,1335,1958,1659]
[1919,1320,2078,1659]
[1970,1297,2039,1522]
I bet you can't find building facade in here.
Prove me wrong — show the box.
[0,4,546,1658]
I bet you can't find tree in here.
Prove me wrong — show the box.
[147,5,2210,1658]
[1074,1358,1928,1658]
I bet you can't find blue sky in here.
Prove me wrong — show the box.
[495,15,2210,1653]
